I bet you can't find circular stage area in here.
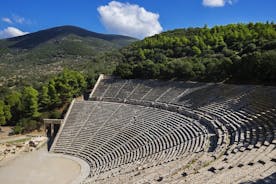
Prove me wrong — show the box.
[0,146,82,184]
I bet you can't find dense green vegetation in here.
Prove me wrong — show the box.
[115,22,276,84]
[0,69,90,134]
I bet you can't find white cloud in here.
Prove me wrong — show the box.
[97,1,163,38]
[2,17,13,24]
[0,27,29,39]
[203,0,234,7]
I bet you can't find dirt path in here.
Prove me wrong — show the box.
[0,146,81,184]
[0,135,28,144]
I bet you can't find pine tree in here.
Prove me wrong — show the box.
[22,86,40,118]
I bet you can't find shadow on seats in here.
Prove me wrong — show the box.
[240,172,276,184]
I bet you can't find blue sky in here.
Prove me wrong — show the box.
[0,0,275,38]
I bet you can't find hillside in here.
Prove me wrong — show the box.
[0,25,137,88]
[115,22,276,84]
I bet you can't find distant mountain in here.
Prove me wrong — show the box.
[0,25,137,88]
[6,25,137,49]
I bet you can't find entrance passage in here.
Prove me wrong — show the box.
[44,119,62,151]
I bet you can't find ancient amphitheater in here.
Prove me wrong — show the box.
[50,75,276,184]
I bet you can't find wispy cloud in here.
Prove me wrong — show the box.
[203,0,234,7]
[12,15,29,24]
[0,27,29,39]
[2,17,13,24]
[97,1,163,38]
[2,14,31,25]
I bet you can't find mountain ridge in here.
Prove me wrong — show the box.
[4,25,137,49]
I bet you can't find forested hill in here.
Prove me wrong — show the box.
[0,25,137,88]
[115,22,276,84]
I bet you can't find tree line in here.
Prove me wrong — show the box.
[115,22,276,84]
[0,69,88,134]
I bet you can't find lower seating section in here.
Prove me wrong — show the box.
[52,101,208,179]
[51,76,276,183]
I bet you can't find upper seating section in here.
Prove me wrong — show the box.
[90,77,276,112]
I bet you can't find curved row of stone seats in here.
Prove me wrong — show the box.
[89,148,274,184]
[142,131,274,184]
[85,76,276,183]
[196,105,276,170]
[90,115,207,175]
[90,78,275,111]
[90,78,275,148]
[51,100,208,179]
[84,136,275,184]
[91,78,247,107]
[84,150,204,184]
[169,109,275,183]
[91,78,275,139]
[181,142,275,184]
[50,76,276,183]
[198,97,276,147]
